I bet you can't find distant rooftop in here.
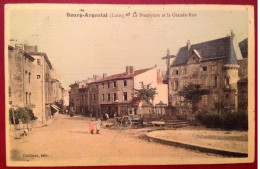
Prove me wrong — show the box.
[90,67,153,84]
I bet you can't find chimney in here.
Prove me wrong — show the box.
[103,73,107,78]
[126,66,134,75]
[126,66,130,75]
[93,75,97,80]
[187,40,191,51]
[130,66,134,74]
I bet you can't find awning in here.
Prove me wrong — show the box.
[51,104,60,111]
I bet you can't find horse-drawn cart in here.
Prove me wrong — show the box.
[114,114,143,129]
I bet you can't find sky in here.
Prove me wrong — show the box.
[6,5,249,89]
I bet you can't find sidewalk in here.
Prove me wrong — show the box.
[146,128,248,157]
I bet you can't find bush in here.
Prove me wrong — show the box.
[9,107,37,124]
[196,109,248,130]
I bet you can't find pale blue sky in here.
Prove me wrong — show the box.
[7,5,249,89]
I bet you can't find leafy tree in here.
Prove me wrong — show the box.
[135,82,158,112]
[9,107,37,124]
[178,83,210,114]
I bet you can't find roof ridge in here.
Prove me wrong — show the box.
[89,67,154,84]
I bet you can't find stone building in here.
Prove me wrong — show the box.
[27,52,54,122]
[69,75,103,115]
[69,66,168,118]
[8,46,35,109]
[8,43,66,124]
[168,33,247,116]
[87,66,168,118]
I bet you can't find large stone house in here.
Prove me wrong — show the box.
[169,33,247,115]
[87,66,168,118]
[69,66,168,118]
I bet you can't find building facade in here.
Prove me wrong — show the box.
[168,33,247,115]
[69,66,168,118]
[8,46,35,109]
[8,44,66,124]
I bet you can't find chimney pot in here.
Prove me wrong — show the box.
[187,40,191,51]
[130,66,134,74]
[103,73,107,78]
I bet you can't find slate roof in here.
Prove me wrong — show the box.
[238,38,248,58]
[172,36,239,66]
[90,67,153,84]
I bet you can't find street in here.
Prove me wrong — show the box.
[9,113,227,166]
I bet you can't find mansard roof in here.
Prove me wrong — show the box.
[172,36,240,66]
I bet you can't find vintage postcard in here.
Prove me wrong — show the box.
[5,4,255,166]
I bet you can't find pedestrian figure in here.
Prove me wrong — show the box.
[105,113,109,120]
[95,118,102,134]
[89,119,95,134]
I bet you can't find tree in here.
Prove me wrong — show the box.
[9,107,37,124]
[135,82,158,112]
[178,83,210,114]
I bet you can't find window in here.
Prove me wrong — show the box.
[37,59,41,65]
[212,93,219,103]
[108,82,110,88]
[114,81,117,88]
[37,75,41,79]
[29,72,31,83]
[124,80,127,86]
[25,92,28,104]
[123,92,127,101]
[25,70,27,74]
[225,78,230,86]
[183,69,187,75]
[108,93,111,101]
[102,94,105,102]
[211,65,217,73]
[93,94,96,101]
[29,93,31,104]
[102,83,104,88]
[214,76,217,88]
[174,81,179,91]
[226,93,229,98]
[176,70,179,75]
[202,67,207,71]
[96,84,98,89]
[113,93,117,101]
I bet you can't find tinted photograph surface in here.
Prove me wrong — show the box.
[5,4,255,166]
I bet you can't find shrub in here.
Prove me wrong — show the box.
[196,109,248,130]
[9,107,37,124]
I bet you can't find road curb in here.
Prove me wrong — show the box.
[145,132,248,157]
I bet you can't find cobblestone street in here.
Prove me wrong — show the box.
[9,114,228,166]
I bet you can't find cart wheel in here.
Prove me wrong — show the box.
[121,116,132,129]
[115,122,122,129]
